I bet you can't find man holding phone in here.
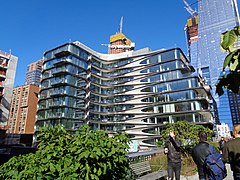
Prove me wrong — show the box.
[164,130,181,180]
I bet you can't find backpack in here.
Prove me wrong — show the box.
[204,145,227,180]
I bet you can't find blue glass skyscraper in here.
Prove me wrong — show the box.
[189,0,239,130]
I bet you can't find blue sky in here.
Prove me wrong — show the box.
[1,0,201,86]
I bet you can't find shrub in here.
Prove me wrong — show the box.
[149,153,168,172]
[0,125,131,180]
[157,121,212,155]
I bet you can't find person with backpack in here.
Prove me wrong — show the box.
[219,137,225,154]
[164,130,181,180]
[192,131,224,180]
[223,125,240,180]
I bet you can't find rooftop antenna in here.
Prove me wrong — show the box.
[119,16,123,33]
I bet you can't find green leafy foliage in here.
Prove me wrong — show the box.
[220,29,236,51]
[222,49,240,71]
[157,121,212,154]
[0,125,131,180]
[216,71,240,96]
[216,26,240,96]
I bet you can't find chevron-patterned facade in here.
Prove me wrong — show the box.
[36,41,216,147]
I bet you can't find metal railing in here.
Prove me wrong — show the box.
[127,148,164,164]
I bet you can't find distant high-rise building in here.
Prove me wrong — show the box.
[215,123,231,140]
[109,33,135,54]
[108,17,135,54]
[228,91,240,125]
[36,31,216,147]
[185,8,221,126]
[186,0,240,130]
[25,60,43,86]
[7,84,39,134]
[185,14,198,65]
[0,50,18,129]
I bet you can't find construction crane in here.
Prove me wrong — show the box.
[101,16,135,52]
[182,0,198,15]
[119,16,123,33]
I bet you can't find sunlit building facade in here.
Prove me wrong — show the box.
[215,123,231,140]
[8,84,39,134]
[228,91,240,125]
[25,60,43,86]
[189,0,240,130]
[0,50,18,129]
[36,40,215,147]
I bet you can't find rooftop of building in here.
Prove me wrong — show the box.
[44,40,190,64]
[0,50,18,59]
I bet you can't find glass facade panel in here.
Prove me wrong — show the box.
[37,43,89,131]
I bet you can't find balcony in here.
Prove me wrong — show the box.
[76,95,85,99]
[0,71,6,80]
[49,103,67,108]
[50,91,68,97]
[52,69,68,76]
[53,59,70,67]
[76,90,85,96]
[54,51,71,58]
[196,95,209,101]
[51,80,68,87]
[0,63,7,69]
[74,103,85,108]
[37,107,49,112]
[48,113,65,119]
[77,82,87,87]
[77,72,87,79]
[39,94,49,99]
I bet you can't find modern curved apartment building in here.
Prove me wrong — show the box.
[37,38,216,147]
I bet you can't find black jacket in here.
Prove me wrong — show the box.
[219,139,225,150]
[223,138,240,175]
[191,142,218,179]
[165,137,181,163]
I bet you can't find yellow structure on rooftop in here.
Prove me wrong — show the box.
[110,32,132,45]
[187,15,198,27]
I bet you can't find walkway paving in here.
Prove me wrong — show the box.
[180,164,233,180]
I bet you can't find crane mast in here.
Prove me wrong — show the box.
[182,0,197,15]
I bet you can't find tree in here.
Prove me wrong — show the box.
[216,26,240,96]
[157,121,212,154]
[0,125,131,180]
